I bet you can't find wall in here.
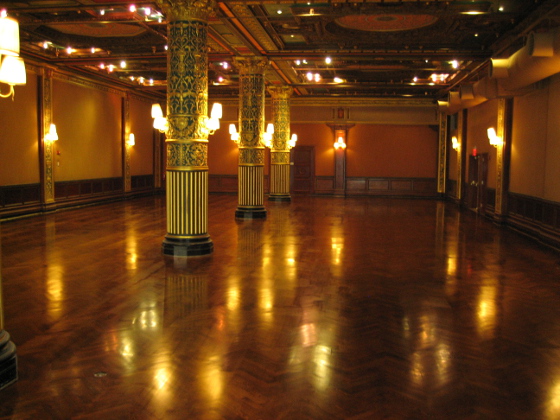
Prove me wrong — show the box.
[347,124,437,178]
[53,79,122,181]
[0,69,39,186]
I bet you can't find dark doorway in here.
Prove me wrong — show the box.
[467,153,489,214]
[290,146,315,195]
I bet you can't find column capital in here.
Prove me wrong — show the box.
[235,57,269,75]
[156,0,215,21]
[268,85,293,99]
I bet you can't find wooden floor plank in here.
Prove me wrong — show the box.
[1,194,560,419]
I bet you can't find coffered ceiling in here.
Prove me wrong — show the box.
[3,0,560,102]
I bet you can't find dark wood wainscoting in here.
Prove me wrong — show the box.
[507,192,560,249]
[131,174,154,191]
[346,177,438,197]
[54,177,124,209]
[447,179,458,200]
[209,174,238,194]
[0,183,42,218]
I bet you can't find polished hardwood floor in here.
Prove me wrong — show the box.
[1,194,560,419]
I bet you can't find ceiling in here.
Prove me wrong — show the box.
[3,0,560,102]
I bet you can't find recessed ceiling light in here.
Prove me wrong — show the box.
[325,56,332,64]
[277,9,282,14]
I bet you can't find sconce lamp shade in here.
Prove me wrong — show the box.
[229,124,237,135]
[334,136,346,149]
[210,102,222,120]
[0,55,26,85]
[487,127,502,147]
[45,123,58,141]
[207,116,220,132]
[0,16,20,56]
[128,133,135,146]
[451,136,460,151]
[266,123,275,135]
[151,103,163,119]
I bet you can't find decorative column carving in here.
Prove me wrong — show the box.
[235,57,269,219]
[494,98,512,225]
[0,229,18,390]
[39,68,56,212]
[123,94,132,194]
[267,85,293,202]
[455,110,466,201]
[437,111,448,196]
[157,0,215,256]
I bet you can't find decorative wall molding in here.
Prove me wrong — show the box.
[346,177,438,197]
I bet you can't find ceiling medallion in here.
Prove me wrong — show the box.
[335,14,438,32]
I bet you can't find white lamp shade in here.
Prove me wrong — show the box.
[229,124,237,135]
[291,133,297,142]
[266,123,274,134]
[207,117,220,131]
[45,124,58,141]
[0,55,26,85]
[210,102,222,119]
[0,16,20,56]
[128,133,135,146]
[151,103,163,119]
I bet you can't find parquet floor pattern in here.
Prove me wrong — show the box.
[1,195,560,419]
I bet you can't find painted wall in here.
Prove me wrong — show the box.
[53,79,122,181]
[347,124,438,178]
[0,70,39,186]
[290,123,334,176]
[129,97,154,176]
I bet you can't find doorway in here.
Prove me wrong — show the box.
[290,146,315,195]
[466,153,488,214]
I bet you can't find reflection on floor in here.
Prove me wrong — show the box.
[1,194,560,419]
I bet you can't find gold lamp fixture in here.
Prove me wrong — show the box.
[151,102,222,136]
[0,10,26,100]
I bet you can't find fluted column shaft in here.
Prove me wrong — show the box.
[268,86,293,202]
[158,0,215,256]
[235,57,269,219]
[437,111,448,196]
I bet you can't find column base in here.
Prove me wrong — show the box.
[162,235,213,257]
[0,330,18,390]
[268,195,291,203]
[235,206,267,219]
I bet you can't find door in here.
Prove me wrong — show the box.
[467,153,488,213]
[290,146,315,195]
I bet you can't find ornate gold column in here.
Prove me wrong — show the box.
[158,0,215,256]
[0,229,18,390]
[455,110,465,201]
[494,98,512,225]
[39,68,56,212]
[437,111,448,196]
[267,85,293,202]
[123,93,132,194]
[235,57,269,219]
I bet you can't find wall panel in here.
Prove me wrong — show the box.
[0,70,39,186]
[129,97,154,176]
[53,79,122,181]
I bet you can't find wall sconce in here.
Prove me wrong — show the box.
[229,124,239,143]
[0,12,26,100]
[127,133,135,146]
[151,103,168,133]
[487,127,502,147]
[451,136,460,151]
[334,136,346,149]
[44,123,58,142]
[288,133,297,149]
[151,102,222,135]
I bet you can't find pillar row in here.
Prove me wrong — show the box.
[268,86,293,202]
[157,0,215,256]
[235,57,269,219]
